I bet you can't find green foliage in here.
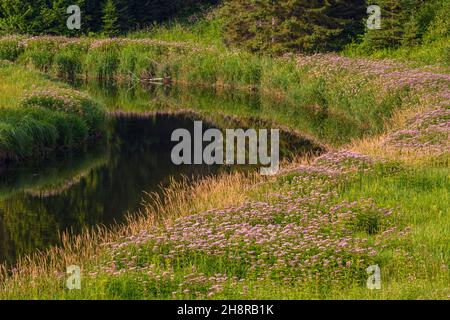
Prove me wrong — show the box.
[221,0,366,54]
[102,0,120,37]
[0,63,106,162]
[423,0,450,43]
[0,0,219,36]
[359,0,449,52]
[363,0,406,50]
[341,0,449,66]
[0,0,37,34]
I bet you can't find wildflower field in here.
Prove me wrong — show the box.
[0,29,448,300]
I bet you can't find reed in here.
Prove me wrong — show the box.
[0,32,448,300]
[0,63,106,163]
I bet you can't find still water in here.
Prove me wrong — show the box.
[0,83,322,267]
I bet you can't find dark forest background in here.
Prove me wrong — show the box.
[0,0,448,54]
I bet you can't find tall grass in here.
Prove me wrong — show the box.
[0,36,412,147]
[1,156,448,300]
[54,43,88,80]
[0,63,106,162]
[0,36,23,61]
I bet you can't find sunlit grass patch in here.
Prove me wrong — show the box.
[0,63,106,162]
[0,31,448,300]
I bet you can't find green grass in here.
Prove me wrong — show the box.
[1,157,448,300]
[128,15,225,48]
[0,26,448,299]
[343,38,450,70]
[0,62,106,162]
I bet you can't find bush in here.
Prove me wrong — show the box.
[21,88,106,136]
[85,41,121,79]
[54,44,87,80]
[0,37,23,61]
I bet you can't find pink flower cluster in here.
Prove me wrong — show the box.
[385,107,449,155]
[97,153,405,297]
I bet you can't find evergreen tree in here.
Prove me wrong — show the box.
[0,0,40,34]
[102,0,120,37]
[41,0,76,35]
[222,0,366,54]
[0,0,219,36]
[364,0,411,50]
[221,0,256,50]
[82,0,104,33]
[327,0,366,49]
[402,17,420,46]
[114,0,134,33]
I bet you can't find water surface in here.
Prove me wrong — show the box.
[0,82,322,267]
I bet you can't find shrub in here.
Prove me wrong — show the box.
[0,37,23,61]
[54,44,87,80]
[21,88,106,136]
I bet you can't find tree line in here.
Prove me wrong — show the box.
[0,0,448,53]
[0,0,219,36]
[221,0,449,53]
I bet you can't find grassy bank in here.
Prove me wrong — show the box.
[343,38,450,70]
[0,34,448,299]
[1,151,448,299]
[0,61,106,163]
[0,36,424,147]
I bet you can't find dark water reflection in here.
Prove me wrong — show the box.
[0,114,223,267]
[0,82,323,267]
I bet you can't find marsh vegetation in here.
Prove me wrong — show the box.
[0,0,448,300]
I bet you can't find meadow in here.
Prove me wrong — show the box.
[0,60,106,163]
[0,35,423,147]
[0,27,448,299]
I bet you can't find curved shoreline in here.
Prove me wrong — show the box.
[0,38,449,299]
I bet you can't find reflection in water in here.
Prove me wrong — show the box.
[81,81,364,146]
[0,81,324,268]
[0,115,221,267]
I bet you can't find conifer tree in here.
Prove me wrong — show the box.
[364,0,405,49]
[0,0,219,36]
[102,0,120,37]
[41,0,76,35]
[115,0,134,33]
[222,0,366,54]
